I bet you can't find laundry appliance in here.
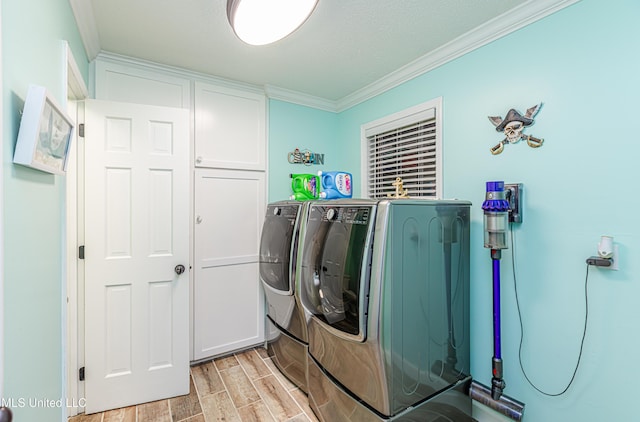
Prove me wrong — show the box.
[259,200,309,392]
[299,199,472,421]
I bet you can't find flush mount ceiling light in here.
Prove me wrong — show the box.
[227,0,318,46]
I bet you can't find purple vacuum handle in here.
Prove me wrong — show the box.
[492,254,502,359]
[491,249,506,400]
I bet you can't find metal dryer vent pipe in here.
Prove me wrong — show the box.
[470,381,525,421]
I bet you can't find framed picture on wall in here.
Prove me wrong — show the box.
[13,84,75,175]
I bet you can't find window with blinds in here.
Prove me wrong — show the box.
[361,98,442,199]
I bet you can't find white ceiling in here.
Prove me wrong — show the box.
[71,0,576,108]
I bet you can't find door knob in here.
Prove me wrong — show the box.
[0,407,13,422]
[175,265,186,275]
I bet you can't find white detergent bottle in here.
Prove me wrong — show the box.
[318,171,353,199]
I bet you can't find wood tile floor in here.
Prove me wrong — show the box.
[69,347,319,422]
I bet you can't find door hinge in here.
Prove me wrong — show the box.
[79,367,85,381]
[79,246,85,260]
[78,123,85,138]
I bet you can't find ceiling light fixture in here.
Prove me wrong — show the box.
[226,0,318,46]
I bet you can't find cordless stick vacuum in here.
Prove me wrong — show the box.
[482,181,510,400]
[469,181,525,421]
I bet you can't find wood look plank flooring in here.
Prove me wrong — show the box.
[68,347,319,422]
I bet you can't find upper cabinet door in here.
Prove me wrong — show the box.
[94,60,191,109]
[195,82,266,171]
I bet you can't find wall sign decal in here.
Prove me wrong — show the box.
[287,148,325,165]
[488,103,544,155]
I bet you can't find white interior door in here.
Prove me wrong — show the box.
[83,100,190,414]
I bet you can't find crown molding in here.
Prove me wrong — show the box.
[69,0,101,60]
[264,85,338,112]
[332,0,580,112]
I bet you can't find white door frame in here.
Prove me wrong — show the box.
[0,3,5,402]
[64,41,89,418]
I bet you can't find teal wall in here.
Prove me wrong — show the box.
[270,0,639,420]
[2,0,88,420]
[268,100,347,201]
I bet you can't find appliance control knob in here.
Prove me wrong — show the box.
[326,208,336,220]
[273,207,281,216]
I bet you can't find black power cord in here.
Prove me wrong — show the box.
[510,222,589,396]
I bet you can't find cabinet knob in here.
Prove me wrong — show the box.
[196,156,203,164]
[196,215,203,224]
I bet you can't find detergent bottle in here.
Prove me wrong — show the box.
[318,171,353,199]
[289,173,320,200]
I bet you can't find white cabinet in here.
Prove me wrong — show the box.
[193,82,267,360]
[195,82,266,171]
[94,59,191,109]
[193,169,266,360]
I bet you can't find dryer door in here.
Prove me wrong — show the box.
[300,204,375,340]
[259,203,301,295]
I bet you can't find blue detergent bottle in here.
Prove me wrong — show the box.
[318,171,353,199]
[289,173,320,200]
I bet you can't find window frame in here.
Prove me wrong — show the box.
[360,97,443,199]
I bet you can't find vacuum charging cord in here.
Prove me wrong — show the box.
[511,223,590,396]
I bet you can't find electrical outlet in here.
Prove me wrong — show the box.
[587,244,619,270]
[505,183,523,223]
[602,244,619,270]
[611,244,619,270]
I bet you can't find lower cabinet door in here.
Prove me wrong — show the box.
[193,168,266,360]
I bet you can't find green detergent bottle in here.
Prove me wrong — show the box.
[289,173,320,201]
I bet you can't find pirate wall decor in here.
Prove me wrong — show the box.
[488,103,544,155]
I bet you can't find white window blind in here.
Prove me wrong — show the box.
[362,98,442,199]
